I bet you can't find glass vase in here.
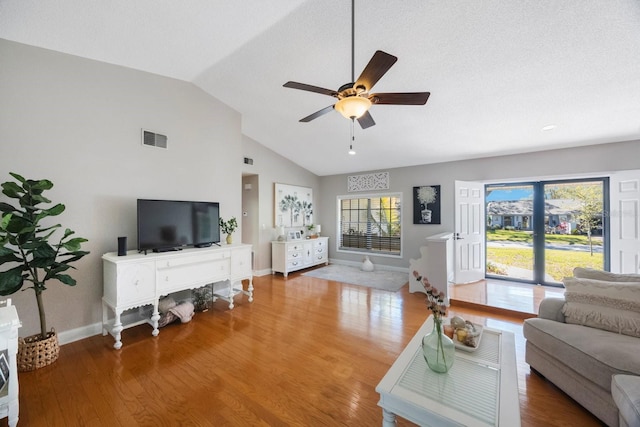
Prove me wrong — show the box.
[422,318,455,373]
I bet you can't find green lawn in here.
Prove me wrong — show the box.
[487,246,604,282]
[487,229,602,246]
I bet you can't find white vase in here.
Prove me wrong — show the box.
[362,256,374,272]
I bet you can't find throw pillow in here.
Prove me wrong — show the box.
[562,277,640,338]
[573,267,640,282]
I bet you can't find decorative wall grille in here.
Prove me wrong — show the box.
[347,172,389,192]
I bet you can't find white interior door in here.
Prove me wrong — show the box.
[610,170,640,273]
[454,180,485,283]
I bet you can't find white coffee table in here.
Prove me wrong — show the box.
[376,316,520,427]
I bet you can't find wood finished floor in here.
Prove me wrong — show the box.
[449,278,566,319]
[8,271,603,427]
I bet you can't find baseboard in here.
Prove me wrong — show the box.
[58,322,103,345]
[328,258,409,274]
[254,268,272,277]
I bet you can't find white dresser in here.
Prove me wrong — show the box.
[0,302,20,427]
[102,244,253,349]
[271,237,329,277]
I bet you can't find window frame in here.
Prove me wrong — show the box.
[336,192,403,258]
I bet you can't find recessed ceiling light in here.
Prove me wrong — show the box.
[542,124,557,131]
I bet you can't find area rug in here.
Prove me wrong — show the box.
[302,264,408,292]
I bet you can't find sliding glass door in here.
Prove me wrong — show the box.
[486,178,608,286]
[541,180,607,284]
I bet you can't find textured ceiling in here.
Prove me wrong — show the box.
[2,0,640,176]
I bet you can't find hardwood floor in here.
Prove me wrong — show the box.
[449,278,566,319]
[9,271,603,427]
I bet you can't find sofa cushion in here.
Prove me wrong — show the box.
[562,277,640,338]
[573,267,640,282]
[523,317,640,391]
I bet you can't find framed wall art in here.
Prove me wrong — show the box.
[413,185,441,224]
[274,183,313,227]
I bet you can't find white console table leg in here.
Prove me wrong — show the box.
[227,281,235,309]
[102,302,108,336]
[150,301,160,336]
[382,409,397,427]
[8,399,18,427]
[247,278,254,302]
[112,310,123,350]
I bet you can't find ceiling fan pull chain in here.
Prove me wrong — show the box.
[349,118,356,155]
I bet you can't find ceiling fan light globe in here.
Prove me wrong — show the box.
[335,96,371,119]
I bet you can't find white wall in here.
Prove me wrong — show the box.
[241,135,320,273]
[0,39,247,338]
[319,139,640,270]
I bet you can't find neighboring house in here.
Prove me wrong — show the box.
[487,199,582,233]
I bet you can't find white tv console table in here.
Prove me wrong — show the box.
[102,243,253,349]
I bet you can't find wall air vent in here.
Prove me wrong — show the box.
[142,129,168,149]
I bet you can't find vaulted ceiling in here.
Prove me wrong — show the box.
[2,0,639,176]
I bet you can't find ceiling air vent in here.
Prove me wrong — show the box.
[142,129,168,149]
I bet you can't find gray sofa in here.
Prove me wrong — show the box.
[523,268,640,427]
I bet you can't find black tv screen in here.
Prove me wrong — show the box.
[137,199,220,252]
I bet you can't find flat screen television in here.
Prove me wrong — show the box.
[137,199,220,253]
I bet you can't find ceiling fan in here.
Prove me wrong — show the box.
[283,0,430,129]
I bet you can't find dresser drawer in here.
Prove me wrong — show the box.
[313,239,326,249]
[156,251,230,269]
[287,259,304,270]
[287,250,304,261]
[287,243,305,252]
[157,258,230,294]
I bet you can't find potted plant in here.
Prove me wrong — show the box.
[306,224,316,238]
[0,173,89,371]
[219,216,238,244]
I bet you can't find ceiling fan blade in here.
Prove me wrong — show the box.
[354,51,398,92]
[284,81,338,97]
[300,105,335,122]
[357,111,375,129]
[370,92,430,105]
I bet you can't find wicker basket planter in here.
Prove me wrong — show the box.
[17,329,59,372]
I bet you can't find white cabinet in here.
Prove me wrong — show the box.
[272,237,329,277]
[102,244,253,349]
[0,302,20,427]
[104,261,155,306]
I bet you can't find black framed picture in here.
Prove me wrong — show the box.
[413,185,441,224]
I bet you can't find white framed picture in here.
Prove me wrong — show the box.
[287,231,302,241]
[275,183,313,227]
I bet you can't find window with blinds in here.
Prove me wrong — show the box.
[338,193,402,256]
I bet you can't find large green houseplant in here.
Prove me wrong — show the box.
[0,173,89,370]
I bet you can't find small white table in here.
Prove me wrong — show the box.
[0,301,20,427]
[376,316,520,427]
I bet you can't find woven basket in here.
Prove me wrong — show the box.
[17,329,59,372]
